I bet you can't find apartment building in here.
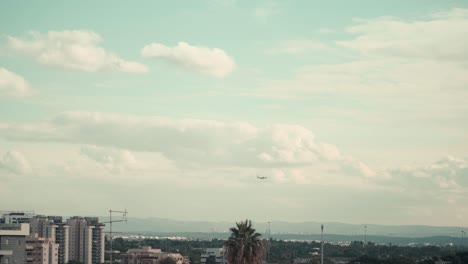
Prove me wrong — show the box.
[67,216,105,264]
[30,216,57,239]
[29,216,69,264]
[0,211,35,224]
[26,234,59,264]
[0,223,29,264]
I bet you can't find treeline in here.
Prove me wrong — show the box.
[107,238,468,264]
[348,251,468,264]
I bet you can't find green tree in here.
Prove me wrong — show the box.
[224,219,266,264]
[160,257,178,264]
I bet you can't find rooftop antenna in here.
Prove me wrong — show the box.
[103,209,128,264]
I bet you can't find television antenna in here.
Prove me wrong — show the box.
[102,209,128,264]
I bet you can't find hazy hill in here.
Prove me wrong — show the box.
[100,217,465,238]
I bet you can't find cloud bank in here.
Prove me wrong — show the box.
[0,150,31,175]
[0,111,373,182]
[6,30,148,73]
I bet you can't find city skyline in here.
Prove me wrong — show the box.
[1,1,468,226]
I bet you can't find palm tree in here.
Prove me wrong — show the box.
[224,220,266,264]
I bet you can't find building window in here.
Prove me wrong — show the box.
[5,238,9,245]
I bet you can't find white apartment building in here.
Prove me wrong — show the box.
[200,248,226,264]
[67,217,105,264]
[26,234,59,264]
[0,223,29,264]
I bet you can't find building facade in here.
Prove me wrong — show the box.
[200,248,225,264]
[30,216,57,239]
[26,234,59,264]
[67,216,105,264]
[0,223,29,264]
[0,211,35,224]
[29,216,69,264]
[121,246,187,264]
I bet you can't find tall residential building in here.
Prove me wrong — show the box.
[26,234,59,264]
[0,223,29,264]
[30,216,57,239]
[30,216,69,264]
[67,216,105,264]
[51,218,69,264]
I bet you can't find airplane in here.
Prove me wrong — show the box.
[256,175,267,180]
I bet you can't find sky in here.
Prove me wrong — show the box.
[1,0,468,227]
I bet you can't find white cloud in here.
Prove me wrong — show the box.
[0,111,373,181]
[0,150,32,175]
[389,156,468,194]
[258,9,468,98]
[80,145,142,173]
[0,68,32,96]
[6,30,148,73]
[141,42,235,77]
[338,8,468,61]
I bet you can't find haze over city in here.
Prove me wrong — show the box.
[1,1,467,227]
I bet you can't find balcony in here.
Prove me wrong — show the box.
[0,250,13,256]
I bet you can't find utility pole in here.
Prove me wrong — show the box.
[462,230,466,248]
[321,224,324,264]
[103,209,128,264]
[364,225,367,255]
[267,221,271,263]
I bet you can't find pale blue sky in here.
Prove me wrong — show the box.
[1,0,468,226]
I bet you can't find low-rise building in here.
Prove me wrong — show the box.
[200,248,225,264]
[121,246,186,264]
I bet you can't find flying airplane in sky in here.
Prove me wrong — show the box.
[256,175,267,180]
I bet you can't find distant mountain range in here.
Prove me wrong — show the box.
[99,217,466,239]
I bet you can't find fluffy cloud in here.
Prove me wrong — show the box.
[6,30,148,73]
[80,145,141,173]
[389,156,468,194]
[339,8,468,61]
[371,156,468,219]
[141,42,235,77]
[0,68,32,97]
[0,150,32,174]
[0,111,373,181]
